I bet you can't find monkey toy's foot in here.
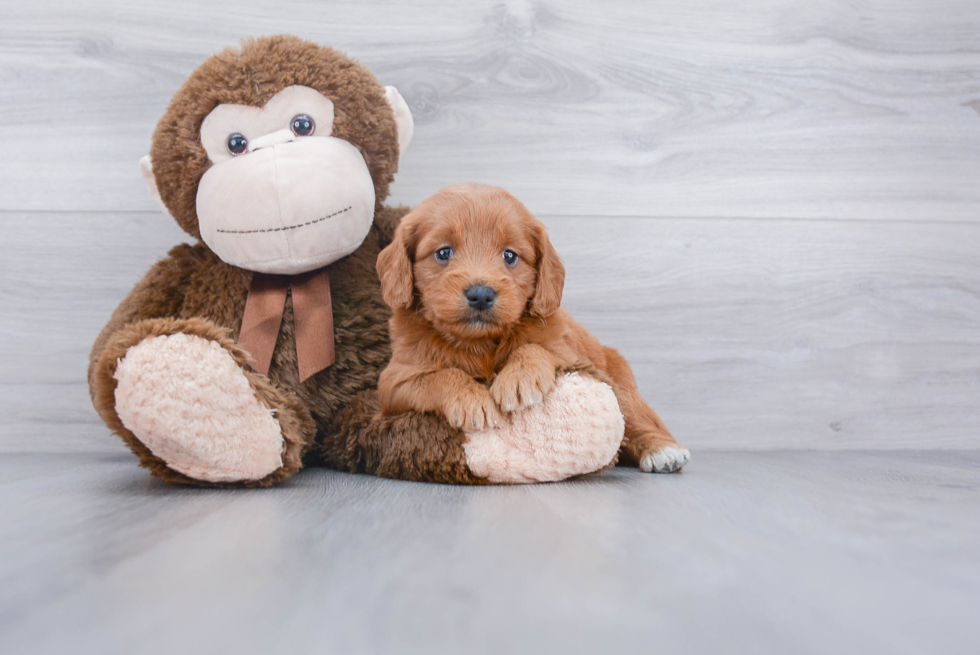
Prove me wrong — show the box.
[113,332,287,483]
[463,372,625,483]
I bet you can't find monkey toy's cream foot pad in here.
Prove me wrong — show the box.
[463,372,625,484]
[113,333,284,482]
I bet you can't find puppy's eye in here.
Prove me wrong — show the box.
[227,133,249,156]
[290,114,315,136]
[502,249,519,267]
[435,247,454,264]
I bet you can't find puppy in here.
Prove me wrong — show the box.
[376,184,689,473]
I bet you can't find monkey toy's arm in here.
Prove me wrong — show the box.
[321,370,626,485]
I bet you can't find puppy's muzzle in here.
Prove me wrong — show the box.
[465,285,496,311]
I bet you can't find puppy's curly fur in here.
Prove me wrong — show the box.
[376,184,688,472]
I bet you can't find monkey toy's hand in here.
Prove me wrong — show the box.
[465,372,624,483]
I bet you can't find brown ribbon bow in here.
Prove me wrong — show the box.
[237,268,335,382]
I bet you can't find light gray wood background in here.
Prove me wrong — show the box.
[2,1,980,653]
[2,0,979,453]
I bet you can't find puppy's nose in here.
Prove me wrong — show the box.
[465,285,496,311]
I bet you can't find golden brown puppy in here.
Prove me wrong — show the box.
[377,184,689,473]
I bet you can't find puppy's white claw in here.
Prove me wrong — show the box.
[640,446,690,473]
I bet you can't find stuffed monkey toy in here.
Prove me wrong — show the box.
[88,35,626,487]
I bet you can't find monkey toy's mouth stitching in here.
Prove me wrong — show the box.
[216,206,352,234]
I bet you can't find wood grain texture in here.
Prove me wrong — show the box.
[1,2,978,450]
[3,211,978,451]
[1,0,979,218]
[1,451,978,654]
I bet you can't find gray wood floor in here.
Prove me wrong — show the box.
[1,451,979,655]
[2,1,980,653]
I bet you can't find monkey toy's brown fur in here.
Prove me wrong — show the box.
[88,36,486,486]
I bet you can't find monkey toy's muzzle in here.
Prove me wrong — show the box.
[196,136,376,275]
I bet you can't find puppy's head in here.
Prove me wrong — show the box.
[377,184,565,340]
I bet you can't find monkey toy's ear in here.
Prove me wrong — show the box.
[384,86,414,162]
[139,155,172,217]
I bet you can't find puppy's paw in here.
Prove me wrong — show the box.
[443,385,502,432]
[639,445,691,473]
[490,362,557,413]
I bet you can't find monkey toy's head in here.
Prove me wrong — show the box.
[141,35,414,275]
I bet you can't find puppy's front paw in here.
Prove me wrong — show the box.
[443,385,502,432]
[490,362,557,413]
[639,445,691,473]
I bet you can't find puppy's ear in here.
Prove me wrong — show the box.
[530,221,565,317]
[377,214,416,310]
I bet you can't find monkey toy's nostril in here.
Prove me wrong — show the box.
[465,285,496,311]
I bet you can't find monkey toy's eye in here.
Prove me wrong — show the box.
[226,133,249,156]
[434,247,454,264]
[502,249,519,267]
[290,114,315,136]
